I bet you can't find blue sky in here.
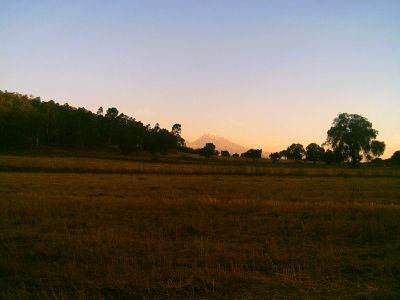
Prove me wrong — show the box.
[1,1,399,156]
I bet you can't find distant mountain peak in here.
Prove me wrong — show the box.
[200,133,220,141]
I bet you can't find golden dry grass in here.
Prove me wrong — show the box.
[1,154,399,177]
[0,158,400,299]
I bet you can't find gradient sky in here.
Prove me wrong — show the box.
[1,1,399,157]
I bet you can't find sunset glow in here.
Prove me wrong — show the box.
[1,1,399,157]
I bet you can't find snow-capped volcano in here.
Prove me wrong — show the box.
[187,134,247,155]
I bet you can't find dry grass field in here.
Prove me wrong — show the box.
[1,154,399,177]
[1,156,400,299]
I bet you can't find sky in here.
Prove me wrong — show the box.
[1,0,399,157]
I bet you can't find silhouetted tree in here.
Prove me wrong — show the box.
[171,123,185,148]
[221,150,230,157]
[105,107,119,118]
[199,143,217,158]
[305,143,325,162]
[286,143,305,161]
[171,123,181,137]
[279,150,287,160]
[326,113,385,165]
[390,151,400,165]
[269,152,281,163]
[97,106,103,116]
[241,149,262,159]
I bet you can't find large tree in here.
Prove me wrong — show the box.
[325,113,385,164]
[305,143,325,162]
[199,143,217,158]
[171,123,185,148]
[286,143,305,161]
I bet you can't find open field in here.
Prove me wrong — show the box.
[1,157,400,299]
[1,154,400,177]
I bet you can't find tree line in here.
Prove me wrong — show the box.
[195,113,398,165]
[0,91,184,153]
[269,113,387,165]
[194,143,262,159]
[1,91,399,165]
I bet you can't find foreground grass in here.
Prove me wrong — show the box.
[1,171,400,299]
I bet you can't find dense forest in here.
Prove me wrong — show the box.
[0,90,185,153]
